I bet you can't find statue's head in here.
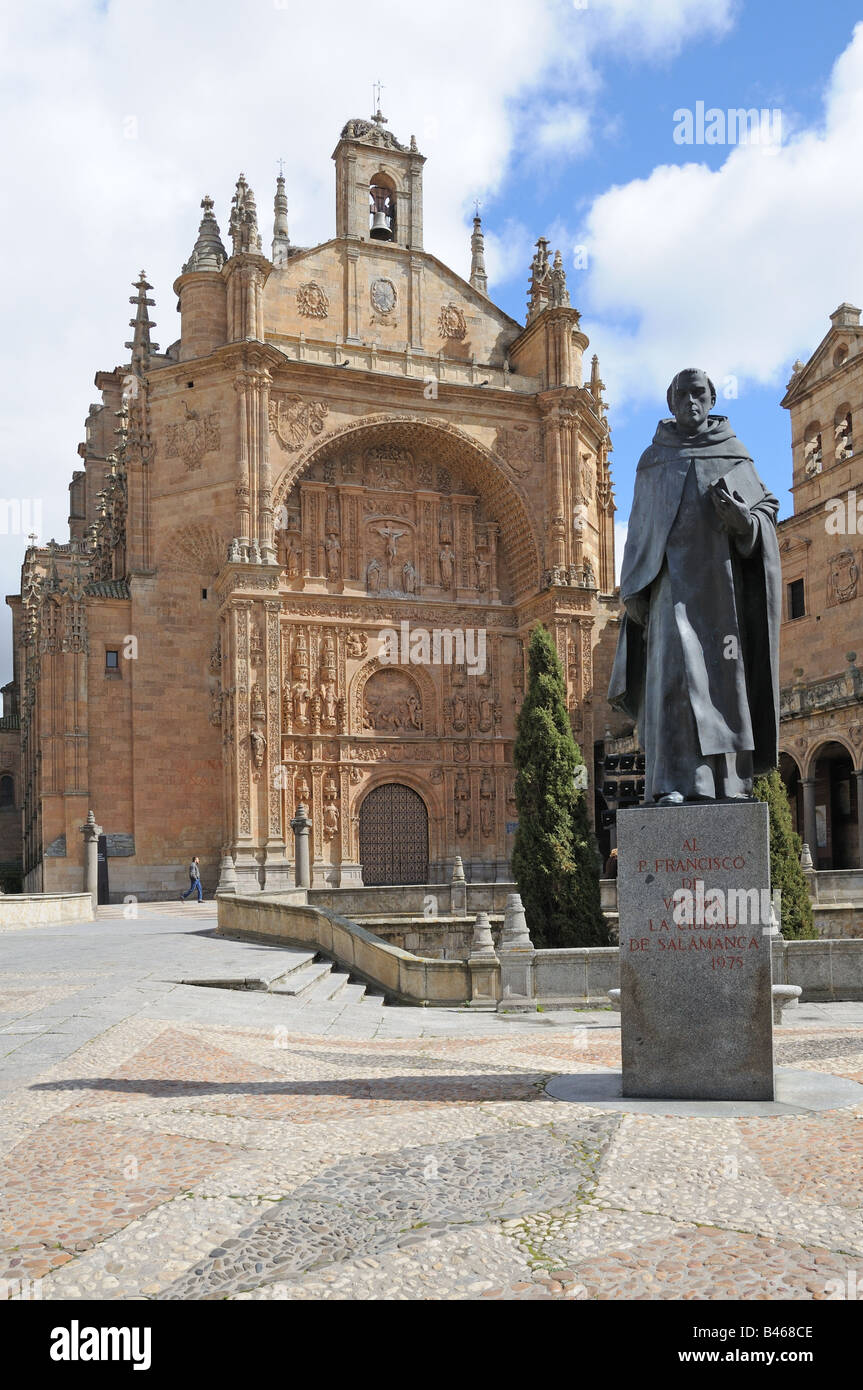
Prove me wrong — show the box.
[667,368,716,436]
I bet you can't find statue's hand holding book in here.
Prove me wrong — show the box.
[710,476,753,537]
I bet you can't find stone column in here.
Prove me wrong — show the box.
[291,802,312,889]
[409,254,423,349]
[855,770,863,870]
[468,911,500,1009]
[802,777,817,866]
[233,374,251,542]
[497,892,536,1012]
[450,854,466,915]
[542,404,567,573]
[346,247,360,343]
[258,372,275,564]
[486,522,500,600]
[216,851,238,896]
[800,840,818,905]
[80,809,102,905]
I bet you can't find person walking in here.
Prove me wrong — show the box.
[180,856,203,902]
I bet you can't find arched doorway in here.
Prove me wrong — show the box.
[811,741,858,869]
[779,752,802,838]
[359,783,429,885]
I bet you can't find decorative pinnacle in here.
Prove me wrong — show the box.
[470,211,488,298]
[183,195,227,273]
[229,173,262,256]
[125,270,158,370]
[272,170,290,268]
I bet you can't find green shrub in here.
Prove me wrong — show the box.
[753,767,816,939]
[512,625,608,947]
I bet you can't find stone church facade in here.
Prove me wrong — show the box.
[7,112,619,898]
[778,303,863,869]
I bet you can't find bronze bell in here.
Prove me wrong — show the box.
[370,209,392,240]
[369,185,394,241]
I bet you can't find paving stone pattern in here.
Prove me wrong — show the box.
[1,905,862,1300]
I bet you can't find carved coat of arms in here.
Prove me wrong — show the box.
[268,395,329,451]
[370,278,397,315]
[494,425,537,477]
[828,548,860,606]
[438,303,466,340]
[166,401,220,471]
[297,282,329,318]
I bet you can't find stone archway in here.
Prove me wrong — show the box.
[779,751,803,839]
[358,782,429,885]
[807,740,860,869]
[270,413,541,598]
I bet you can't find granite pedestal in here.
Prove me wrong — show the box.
[617,801,774,1101]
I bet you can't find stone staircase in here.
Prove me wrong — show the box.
[180,942,386,1015]
[268,950,385,1011]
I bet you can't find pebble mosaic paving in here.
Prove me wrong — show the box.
[1,905,862,1300]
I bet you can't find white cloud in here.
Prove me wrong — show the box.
[482,219,536,295]
[583,0,737,57]
[0,0,738,681]
[534,104,592,158]
[576,22,863,409]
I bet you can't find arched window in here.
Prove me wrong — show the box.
[803,421,822,477]
[369,173,396,242]
[0,774,13,809]
[834,404,853,462]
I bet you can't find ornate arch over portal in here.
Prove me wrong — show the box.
[271,415,541,599]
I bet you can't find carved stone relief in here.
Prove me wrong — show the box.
[370,278,397,321]
[363,669,424,733]
[827,549,860,606]
[494,426,538,478]
[438,304,466,340]
[297,282,329,318]
[269,395,329,451]
[165,401,220,471]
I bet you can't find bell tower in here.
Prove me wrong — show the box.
[332,104,425,250]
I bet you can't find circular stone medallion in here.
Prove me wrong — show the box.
[370,278,397,316]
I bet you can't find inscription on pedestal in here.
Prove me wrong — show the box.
[617,802,774,1101]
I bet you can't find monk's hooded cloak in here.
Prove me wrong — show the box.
[608,415,781,800]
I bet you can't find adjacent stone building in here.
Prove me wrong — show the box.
[5,111,620,899]
[779,304,863,869]
[0,679,22,890]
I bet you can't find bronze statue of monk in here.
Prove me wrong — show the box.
[609,369,781,804]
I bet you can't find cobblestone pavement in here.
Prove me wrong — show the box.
[1,905,862,1301]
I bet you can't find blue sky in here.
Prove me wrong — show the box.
[2,0,863,686]
[476,0,863,526]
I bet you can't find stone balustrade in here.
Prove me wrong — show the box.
[780,659,863,717]
[0,892,93,929]
[217,893,863,1007]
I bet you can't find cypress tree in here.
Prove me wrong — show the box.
[511,625,608,947]
[753,767,816,939]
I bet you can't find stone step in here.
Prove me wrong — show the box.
[178,946,318,993]
[337,981,371,1008]
[267,948,319,980]
[358,989,386,1010]
[304,968,352,1004]
[269,960,334,998]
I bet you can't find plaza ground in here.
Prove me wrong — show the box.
[1,903,862,1301]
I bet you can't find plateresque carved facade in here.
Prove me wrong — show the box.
[5,114,618,896]
[778,305,863,869]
